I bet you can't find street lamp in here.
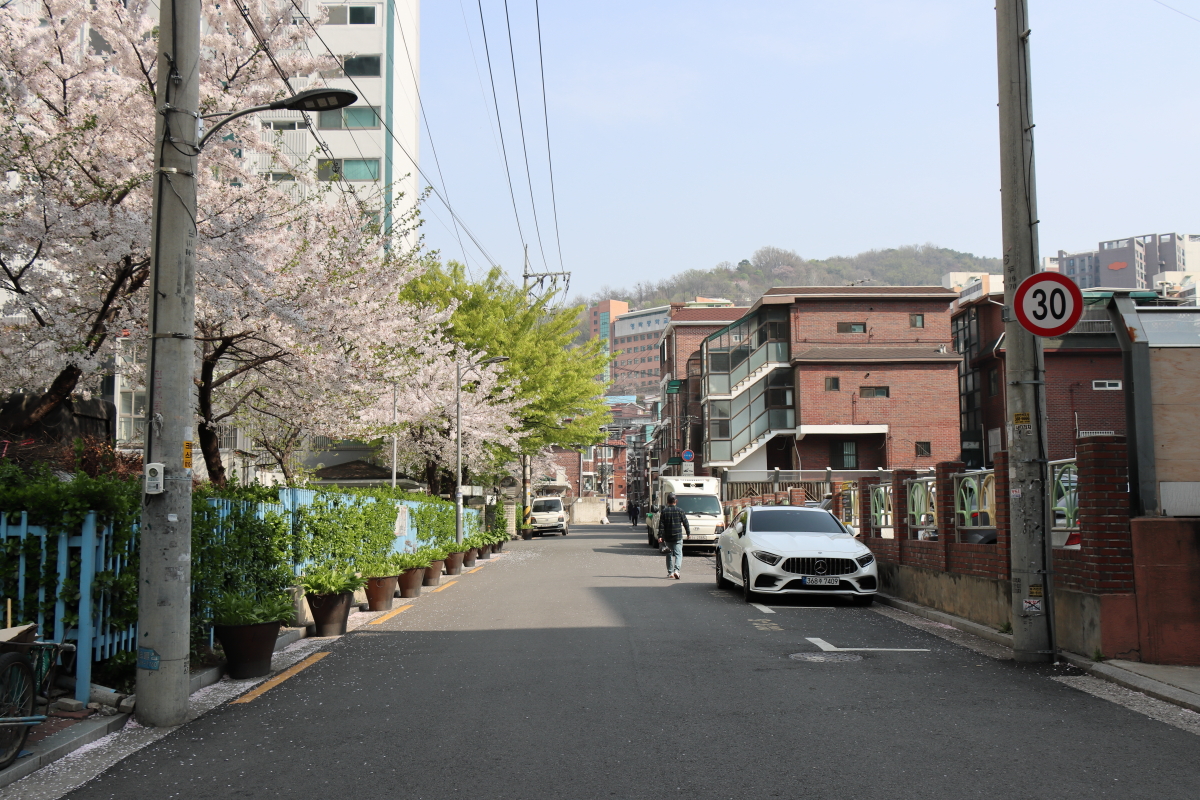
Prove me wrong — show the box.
[197,88,358,150]
[456,355,509,543]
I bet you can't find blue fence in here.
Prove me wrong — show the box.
[0,511,137,703]
[2,488,479,702]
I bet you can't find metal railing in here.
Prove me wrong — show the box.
[954,470,996,529]
[837,481,860,529]
[906,476,938,540]
[1050,458,1079,546]
[870,483,893,537]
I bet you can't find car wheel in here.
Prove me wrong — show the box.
[853,594,875,607]
[741,558,756,603]
[562,528,568,536]
[715,551,731,589]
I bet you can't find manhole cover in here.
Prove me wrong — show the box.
[789,652,863,663]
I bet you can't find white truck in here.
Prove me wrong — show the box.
[646,476,724,550]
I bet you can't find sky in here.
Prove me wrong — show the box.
[416,0,1200,296]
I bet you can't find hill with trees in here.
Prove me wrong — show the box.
[573,244,1000,310]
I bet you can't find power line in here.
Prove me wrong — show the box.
[387,0,472,272]
[1149,0,1200,24]
[475,0,529,253]
[283,0,501,267]
[501,0,550,271]
[533,0,565,273]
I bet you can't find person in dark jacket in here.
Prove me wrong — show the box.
[656,493,690,579]
[630,502,641,528]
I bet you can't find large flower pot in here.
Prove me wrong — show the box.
[478,544,492,560]
[306,592,354,637]
[215,621,281,679]
[364,576,400,611]
[398,567,424,598]
[520,529,533,540]
[444,551,465,575]
[493,540,506,553]
[463,548,477,568]
[423,560,445,587]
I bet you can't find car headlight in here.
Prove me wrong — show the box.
[752,550,781,566]
[856,553,875,567]
[715,524,725,534]
[558,516,564,522]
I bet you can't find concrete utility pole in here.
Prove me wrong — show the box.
[996,0,1054,662]
[138,0,201,725]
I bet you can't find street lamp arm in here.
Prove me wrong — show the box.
[197,103,273,151]
[196,88,358,151]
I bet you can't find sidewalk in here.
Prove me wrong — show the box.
[875,593,1200,715]
[0,552,510,794]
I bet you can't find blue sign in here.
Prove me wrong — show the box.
[137,647,161,671]
[681,449,695,462]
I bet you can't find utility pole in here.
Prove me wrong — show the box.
[138,0,201,725]
[996,0,1054,662]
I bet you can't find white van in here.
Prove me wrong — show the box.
[530,496,568,536]
[647,476,724,549]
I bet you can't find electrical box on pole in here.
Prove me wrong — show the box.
[996,0,1054,662]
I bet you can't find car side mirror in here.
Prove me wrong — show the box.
[734,522,744,536]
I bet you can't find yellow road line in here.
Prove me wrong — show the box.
[231,652,329,704]
[464,566,483,574]
[368,604,413,625]
[429,580,458,593]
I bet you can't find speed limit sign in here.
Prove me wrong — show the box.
[1013,273,1084,337]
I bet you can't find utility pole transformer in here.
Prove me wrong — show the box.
[996,0,1054,662]
[137,0,201,724]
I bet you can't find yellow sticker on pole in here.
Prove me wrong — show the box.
[1012,412,1030,425]
[182,441,193,469]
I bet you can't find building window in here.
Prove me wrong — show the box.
[859,386,890,398]
[837,322,866,334]
[988,368,999,397]
[824,376,840,391]
[323,55,382,77]
[317,158,380,181]
[324,5,378,24]
[915,441,932,458]
[262,120,308,130]
[1093,380,1122,390]
[318,106,381,129]
[909,314,924,328]
[831,440,857,469]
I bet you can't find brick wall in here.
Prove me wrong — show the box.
[1043,351,1126,460]
[1064,436,1135,594]
[789,298,953,345]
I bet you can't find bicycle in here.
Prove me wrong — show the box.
[0,626,77,770]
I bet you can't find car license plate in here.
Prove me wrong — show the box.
[803,576,840,586]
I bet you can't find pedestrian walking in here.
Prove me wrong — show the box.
[656,493,689,579]
[630,502,640,528]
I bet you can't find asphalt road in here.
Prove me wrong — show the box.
[64,524,1200,799]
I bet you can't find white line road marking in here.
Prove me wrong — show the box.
[750,603,775,613]
[806,637,930,653]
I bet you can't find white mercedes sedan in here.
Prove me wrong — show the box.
[715,505,878,605]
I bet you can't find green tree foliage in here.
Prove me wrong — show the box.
[575,244,1000,310]
[401,262,611,458]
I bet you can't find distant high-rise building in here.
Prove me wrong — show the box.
[1053,233,1199,290]
[586,299,629,358]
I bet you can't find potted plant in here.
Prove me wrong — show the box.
[421,546,448,587]
[462,538,479,568]
[302,567,367,636]
[442,541,471,575]
[212,592,295,679]
[395,552,431,598]
[492,530,507,552]
[359,555,403,612]
[519,524,534,540]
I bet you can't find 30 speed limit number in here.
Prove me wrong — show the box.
[1013,272,1084,337]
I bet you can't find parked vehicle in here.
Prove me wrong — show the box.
[530,496,568,536]
[647,476,724,550]
[715,505,878,605]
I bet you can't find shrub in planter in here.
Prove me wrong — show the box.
[302,567,367,636]
[358,555,405,611]
[420,546,448,587]
[394,552,431,598]
[213,593,296,679]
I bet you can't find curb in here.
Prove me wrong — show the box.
[876,593,1200,714]
[0,711,128,789]
[1058,651,1200,715]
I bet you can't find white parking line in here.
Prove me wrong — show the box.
[807,637,930,653]
[750,603,775,614]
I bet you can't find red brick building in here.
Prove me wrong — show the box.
[653,306,749,477]
[700,286,962,473]
[951,285,1125,466]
